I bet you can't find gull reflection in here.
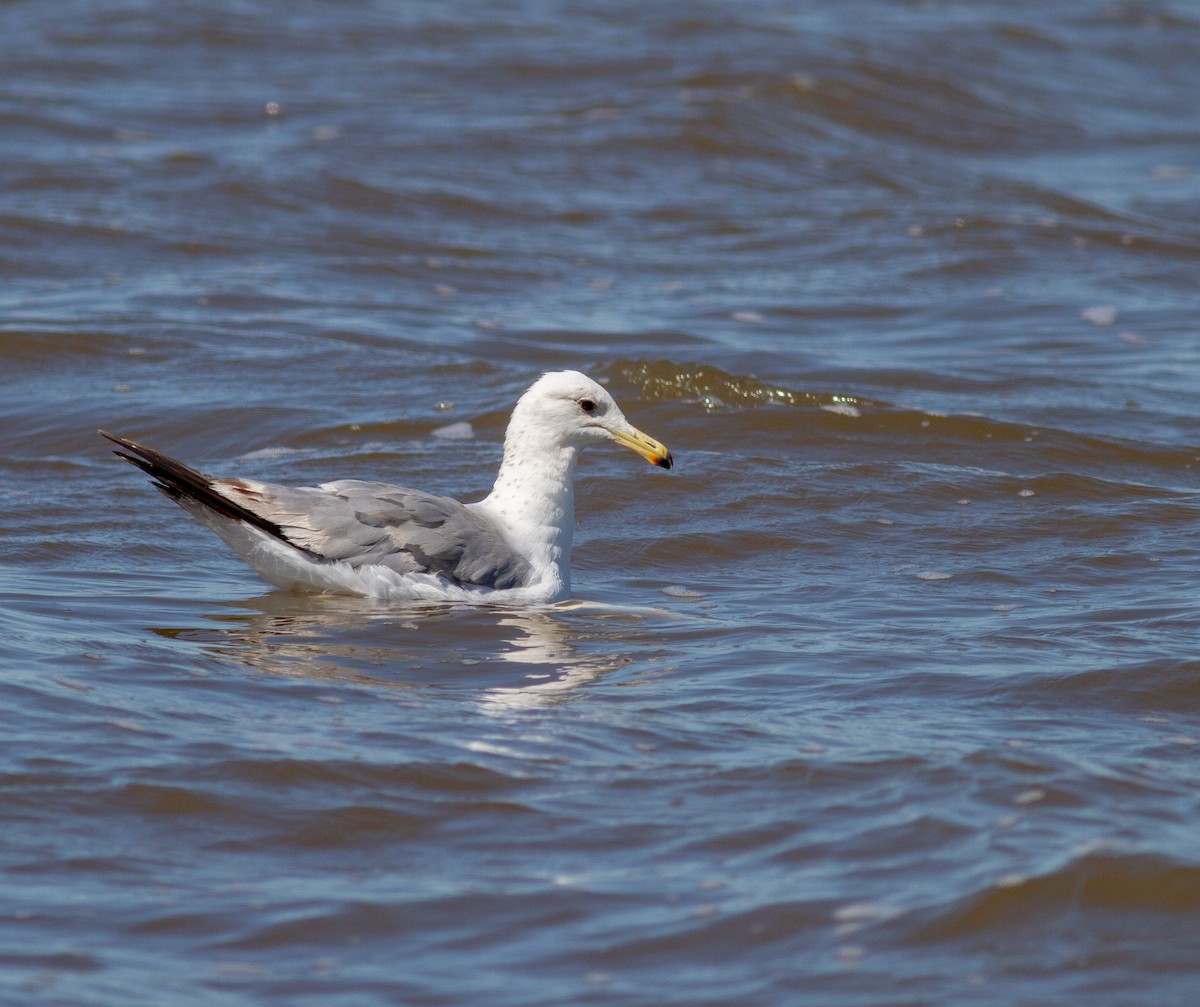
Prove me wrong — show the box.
[477,602,672,713]
[149,593,676,707]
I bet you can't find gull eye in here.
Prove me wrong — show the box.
[579,398,598,414]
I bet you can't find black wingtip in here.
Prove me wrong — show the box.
[99,429,141,459]
[99,429,304,551]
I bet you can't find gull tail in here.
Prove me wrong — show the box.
[99,430,291,545]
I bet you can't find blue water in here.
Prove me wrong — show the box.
[3,2,1200,1004]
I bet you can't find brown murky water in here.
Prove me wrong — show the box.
[4,2,1200,1004]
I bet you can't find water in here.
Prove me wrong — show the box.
[3,1,1200,1004]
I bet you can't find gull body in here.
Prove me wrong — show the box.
[102,370,672,604]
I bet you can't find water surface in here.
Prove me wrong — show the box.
[3,2,1200,1004]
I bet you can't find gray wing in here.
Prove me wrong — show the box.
[249,479,533,590]
[100,433,530,591]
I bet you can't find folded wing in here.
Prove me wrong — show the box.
[100,432,532,590]
[281,480,532,589]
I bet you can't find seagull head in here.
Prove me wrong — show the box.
[512,370,673,470]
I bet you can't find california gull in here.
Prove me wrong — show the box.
[100,370,673,603]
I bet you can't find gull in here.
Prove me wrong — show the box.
[100,370,673,604]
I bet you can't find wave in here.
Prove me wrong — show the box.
[608,358,1200,480]
[911,849,1200,944]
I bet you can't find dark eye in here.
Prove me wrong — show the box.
[579,399,597,414]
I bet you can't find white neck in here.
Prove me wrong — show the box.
[476,436,579,599]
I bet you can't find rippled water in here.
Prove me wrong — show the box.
[4,2,1200,1004]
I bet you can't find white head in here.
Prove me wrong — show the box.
[508,370,673,469]
[479,371,671,600]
